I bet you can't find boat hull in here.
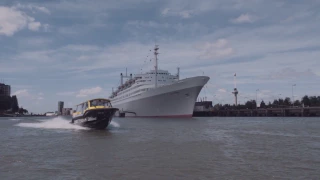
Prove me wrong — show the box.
[112,76,209,117]
[71,108,118,129]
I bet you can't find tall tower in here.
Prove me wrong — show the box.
[232,73,239,105]
[58,101,64,115]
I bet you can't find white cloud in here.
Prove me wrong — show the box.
[0,6,44,36]
[57,87,103,98]
[12,89,30,97]
[126,20,170,29]
[196,39,234,59]
[161,8,170,16]
[63,44,100,52]
[231,13,256,24]
[43,24,50,32]
[160,0,264,19]
[28,21,41,31]
[12,89,44,100]
[161,8,195,18]
[57,91,76,96]
[218,88,227,93]
[13,3,50,14]
[268,68,317,80]
[76,87,102,97]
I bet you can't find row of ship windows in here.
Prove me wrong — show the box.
[114,89,147,101]
[145,76,174,79]
[147,73,169,75]
[118,84,141,96]
[137,79,169,83]
[117,76,175,96]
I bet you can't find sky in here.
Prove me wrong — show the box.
[1,0,320,113]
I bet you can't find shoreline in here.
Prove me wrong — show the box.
[0,113,46,117]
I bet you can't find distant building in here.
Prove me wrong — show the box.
[194,101,213,112]
[0,83,11,96]
[62,108,72,115]
[58,101,64,115]
[0,83,13,111]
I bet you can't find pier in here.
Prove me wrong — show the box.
[193,107,320,117]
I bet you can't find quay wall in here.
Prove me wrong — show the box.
[193,107,320,117]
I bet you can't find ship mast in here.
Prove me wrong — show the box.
[154,45,159,88]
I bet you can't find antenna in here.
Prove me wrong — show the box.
[234,73,237,89]
[154,45,159,88]
[177,67,180,80]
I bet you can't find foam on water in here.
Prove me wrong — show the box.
[9,118,21,121]
[15,117,87,130]
[110,121,120,128]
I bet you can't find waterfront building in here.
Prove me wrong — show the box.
[0,83,11,96]
[58,101,64,115]
[62,108,72,115]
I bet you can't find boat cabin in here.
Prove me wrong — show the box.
[73,98,113,115]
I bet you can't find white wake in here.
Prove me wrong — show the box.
[110,121,120,128]
[15,117,87,130]
[9,118,21,121]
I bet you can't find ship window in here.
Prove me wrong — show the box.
[90,99,111,107]
[83,102,88,110]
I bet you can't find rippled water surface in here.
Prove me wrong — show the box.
[0,116,319,179]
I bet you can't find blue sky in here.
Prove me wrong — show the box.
[1,0,320,113]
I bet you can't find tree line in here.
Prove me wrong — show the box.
[213,95,320,110]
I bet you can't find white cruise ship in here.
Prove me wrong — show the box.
[109,45,210,117]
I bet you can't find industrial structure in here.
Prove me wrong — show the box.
[232,73,239,106]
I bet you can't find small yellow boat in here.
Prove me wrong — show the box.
[71,98,118,129]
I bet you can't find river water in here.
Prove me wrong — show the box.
[0,116,319,179]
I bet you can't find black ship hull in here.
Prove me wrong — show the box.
[71,108,118,130]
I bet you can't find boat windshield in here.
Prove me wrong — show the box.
[90,99,112,107]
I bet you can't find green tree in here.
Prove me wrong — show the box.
[293,100,301,106]
[309,96,318,106]
[244,100,256,109]
[301,95,310,106]
[284,97,291,106]
[260,100,266,108]
[278,98,284,106]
